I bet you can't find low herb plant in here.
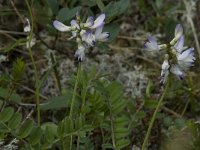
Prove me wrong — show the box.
[0,0,200,150]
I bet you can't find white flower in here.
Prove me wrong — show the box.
[170,65,185,80]
[53,20,71,32]
[90,14,105,29]
[95,24,110,42]
[144,36,160,51]
[177,47,195,70]
[24,18,31,33]
[160,58,170,84]
[74,43,86,61]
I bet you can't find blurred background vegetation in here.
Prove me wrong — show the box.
[0,0,200,149]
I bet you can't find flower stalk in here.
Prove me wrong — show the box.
[25,0,41,127]
[141,81,170,150]
[69,63,81,150]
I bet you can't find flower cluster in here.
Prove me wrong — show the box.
[53,13,110,61]
[144,24,195,84]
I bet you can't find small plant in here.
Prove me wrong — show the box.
[142,24,195,149]
[0,0,200,149]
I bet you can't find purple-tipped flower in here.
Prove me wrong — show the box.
[81,31,95,47]
[53,20,71,32]
[145,23,195,83]
[175,24,183,40]
[170,24,183,45]
[174,36,184,53]
[90,14,105,29]
[144,36,160,51]
[177,47,195,69]
[160,56,170,84]
[70,20,80,30]
[53,13,109,61]
[95,24,110,42]
[170,65,185,80]
[84,16,94,28]
[74,43,86,61]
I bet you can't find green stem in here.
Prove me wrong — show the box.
[108,96,116,149]
[25,0,40,127]
[69,63,81,117]
[141,81,169,150]
[81,88,87,114]
[69,63,81,150]
[110,115,116,149]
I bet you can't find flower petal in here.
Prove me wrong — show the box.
[177,47,195,69]
[160,59,170,84]
[82,32,95,47]
[95,24,110,41]
[170,65,185,80]
[91,14,105,29]
[95,24,104,37]
[24,18,31,33]
[175,24,183,40]
[74,43,86,61]
[70,20,80,29]
[96,32,110,42]
[84,16,94,27]
[174,36,184,53]
[53,20,71,32]
[144,36,159,51]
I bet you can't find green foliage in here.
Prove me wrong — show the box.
[40,92,72,110]
[0,88,21,103]
[47,0,59,14]
[1,0,199,149]
[8,112,22,129]
[0,106,57,149]
[96,0,105,12]
[104,23,120,42]
[103,82,130,149]
[0,107,14,123]
[18,120,34,138]
[103,0,130,21]
[11,58,25,83]
[3,39,27,52]
[58,6,82,22]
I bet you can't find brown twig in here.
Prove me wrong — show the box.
[10,0,24,23]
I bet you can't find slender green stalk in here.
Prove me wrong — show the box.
[110,115,116,149]
[141,81,169,150]
[69,63,81,117]
[25,0,40,127]
[81,88,87,114]
[50,52,62,94]
[108,97,116,149]
[69,63,81,150]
